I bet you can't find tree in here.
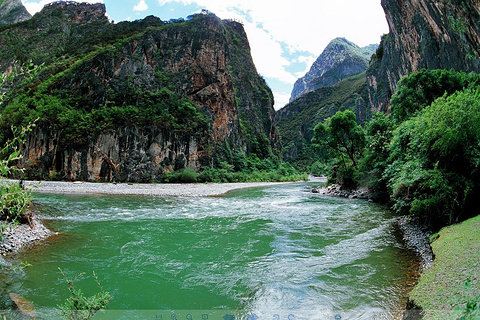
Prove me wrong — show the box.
[312,110,365,168]
[390,69,480,123]
[385,88,480,227]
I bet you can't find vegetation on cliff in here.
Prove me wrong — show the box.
[0,5,290,182]
[0,0,31,27]
[366,0,480,112]
[290,38,376,102]
[315,69,480,229]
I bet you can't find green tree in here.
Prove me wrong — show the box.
[386,88,480,227]
[390,69,480,123]
[356,112,395,199]
[312,109,366,168]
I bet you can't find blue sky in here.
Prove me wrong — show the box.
[22,0,389,109]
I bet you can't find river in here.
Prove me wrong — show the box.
[1,182,417,319]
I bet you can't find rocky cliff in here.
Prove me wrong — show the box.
[367,0,480,112]
[0,0,31,27]
[290,38,376,102]
[0,3,279,181]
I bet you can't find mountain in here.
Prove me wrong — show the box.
[0,3,279,182]
[276,72,370,163]
[0,0,31,27]
[367,0,480,112]
[290,38,376,102]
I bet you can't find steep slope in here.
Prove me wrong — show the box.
[276,72,370,163]
[367,0,480,112]
[290,38,376,102]
[0,0,31,27]
[0,3,278,182]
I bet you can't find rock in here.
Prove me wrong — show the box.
[1,6,280,182]
[0,0,31,27]
[367,0,480,112]
[393,216,434,270]
[290,38,376,102]
[0,215,53,255]
[9,293,36,318]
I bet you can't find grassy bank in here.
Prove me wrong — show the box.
[408,214,480,319]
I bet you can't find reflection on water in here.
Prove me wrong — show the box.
[1,183,418,319]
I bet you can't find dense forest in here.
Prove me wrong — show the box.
[313,69,480,229]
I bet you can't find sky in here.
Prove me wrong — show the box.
[21,0,389,110]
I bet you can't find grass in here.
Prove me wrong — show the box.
[409,214,480,319]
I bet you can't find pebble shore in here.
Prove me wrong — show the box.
[24,180,288,197]
[0,215,53,256]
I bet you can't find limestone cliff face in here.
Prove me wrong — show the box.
[0,0,31,27]
[367,0,480,112]
[0,4,278,181]
[23,126,203,182]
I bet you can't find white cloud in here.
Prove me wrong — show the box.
[155,0,388,97]
[23,0,104,16]
[243,23,297,85]
[134,0,148,11]
[273,91,292,110]
[157,0,387,52]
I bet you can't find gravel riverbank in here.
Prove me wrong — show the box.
[23,180,289,197]
[0,215,53,256]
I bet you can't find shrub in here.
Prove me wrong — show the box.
[386,88,480,227]
[58,269,112,320]
[163,168,198,183]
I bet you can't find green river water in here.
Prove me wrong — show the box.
[1,182,418,319]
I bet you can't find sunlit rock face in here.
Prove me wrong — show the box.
[0,4,279,182]
[367,0,480,112]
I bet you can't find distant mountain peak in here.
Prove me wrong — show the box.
[0,0,31,27]
[290,38,377,102]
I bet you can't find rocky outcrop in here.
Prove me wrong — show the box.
[22,126,204,182]
[0,0,31,27]
[367,0,480,112]
[290,38,376,102]
[41,1,107,25]
[0,4,278,181]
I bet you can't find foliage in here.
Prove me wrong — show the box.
[58,269,112,320]
[356,112,395,200]
[0,181,31,224]
[312,110,365,168]
[276,72,370,167]
[163,168,199,183]
[163,152,306,183]
[390,69,480,123]
[0,124,34,227]
[385,88,480,227]
[454,278,480,320]
[0,66,37,231]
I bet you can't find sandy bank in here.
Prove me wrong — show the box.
[23,180,289,197]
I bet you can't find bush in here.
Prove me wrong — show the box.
[390,69,480,123]
[0,181,31,223]
[163,168,198,183]
[58,269,112,320]
[386,88,480,227]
